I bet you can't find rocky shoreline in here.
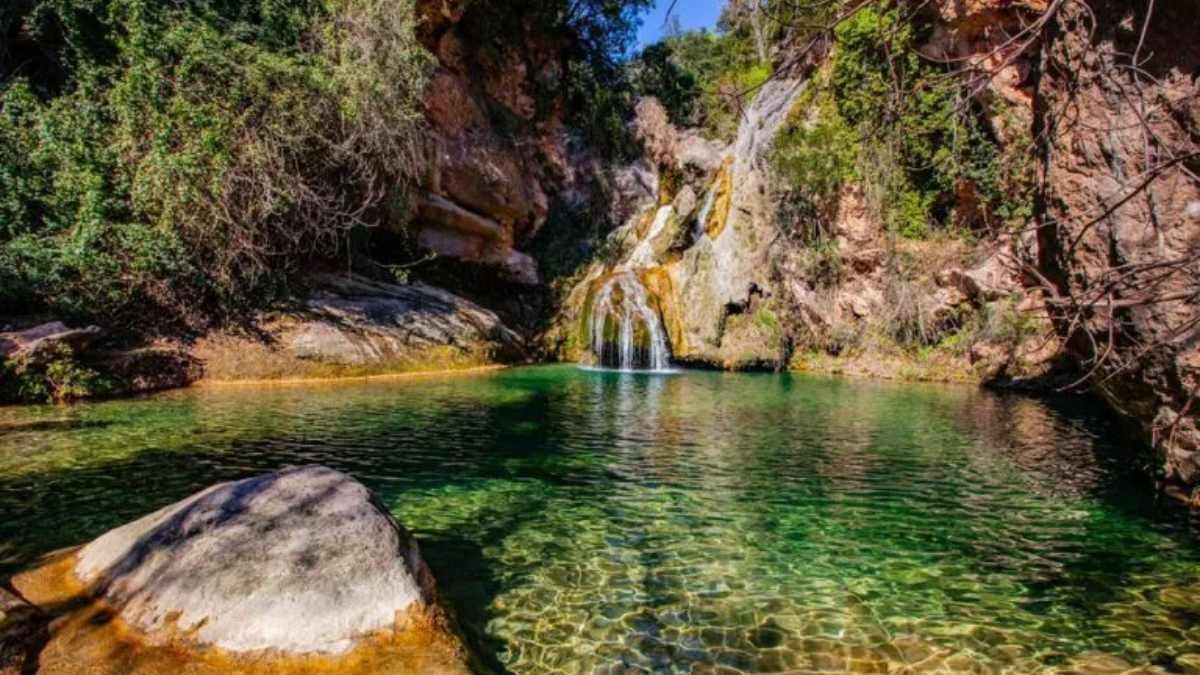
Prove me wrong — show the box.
[0,273,528,404]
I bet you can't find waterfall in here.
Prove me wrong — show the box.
[589,272,672,371]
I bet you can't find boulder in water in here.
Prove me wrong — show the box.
[8,466,473,673]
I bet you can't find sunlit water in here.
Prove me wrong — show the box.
[2,366,1199,673]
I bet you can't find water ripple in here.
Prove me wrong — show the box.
[1,366,1198,672]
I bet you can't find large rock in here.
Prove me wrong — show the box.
[193,273,523,381]
[1029,0,1200,486]
[77,467,434,653]
[8,466,472,673]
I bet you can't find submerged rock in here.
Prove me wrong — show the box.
[9,466,473,673]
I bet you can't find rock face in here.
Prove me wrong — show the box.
[559,83,802,370]
[668,79,803,368]
[782,0,1198,481]
[406,0,574,285]
[193,273,523,381]
[75,466,435,654]
[8,466,472,673]
[1028,0,1200,487]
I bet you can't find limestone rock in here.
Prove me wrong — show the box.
[295,275,523,363]
[72,466,439,655]
[7,467,473,673]
[1032,0,1200,486]
[668,78,806,370]
[632,97,679,170]
[950,248,1021,303]
[675,131,725,176]
[193,274,523,381]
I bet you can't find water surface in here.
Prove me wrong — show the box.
[2,366,1199,672]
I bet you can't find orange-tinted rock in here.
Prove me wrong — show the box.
[411,0,569,283]
[6,467,475,674]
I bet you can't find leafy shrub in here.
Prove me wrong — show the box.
[771,84,859,241]
[628,9,772,140]
[0,0,433,330]
[0,344,120,403]
[821,3,1030,239]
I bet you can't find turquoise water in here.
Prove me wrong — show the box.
[2,366,1199,672]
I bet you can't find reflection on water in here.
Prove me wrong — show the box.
[1,366,1198,672]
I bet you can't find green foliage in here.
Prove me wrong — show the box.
[771,85,859,240]
[628,13,772,139]
[627,40,701,126]
[0,344,120,403]
[775,2,1036,240]
[755,307,781,335]
[0,0,433,330]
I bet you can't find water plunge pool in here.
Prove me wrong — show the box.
[1,366,1197,672]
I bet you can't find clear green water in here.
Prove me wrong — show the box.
[2,366,1200,673]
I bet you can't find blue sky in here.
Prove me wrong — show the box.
[636,0,724,48]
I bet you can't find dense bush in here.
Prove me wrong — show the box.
[0,344,119,403]
[628,8,771,139]
[0,0,433,330]
[771,84,858,242]
[771,2,1033,241]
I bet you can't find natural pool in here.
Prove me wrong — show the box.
[2,365,1199,673]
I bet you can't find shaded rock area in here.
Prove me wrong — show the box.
[405,0,588,286]
[0,322,200,404]
[1028,0,1200,489]
[2,273,522,398]
[0,322,101,362]
[0,586,48,674]
[193,273,524,382]
[4,466,473,674]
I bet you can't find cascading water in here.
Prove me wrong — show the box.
[589,272,672,371]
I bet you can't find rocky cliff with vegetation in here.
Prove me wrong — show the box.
[0,0,647,392]
[549,0,1198,493]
